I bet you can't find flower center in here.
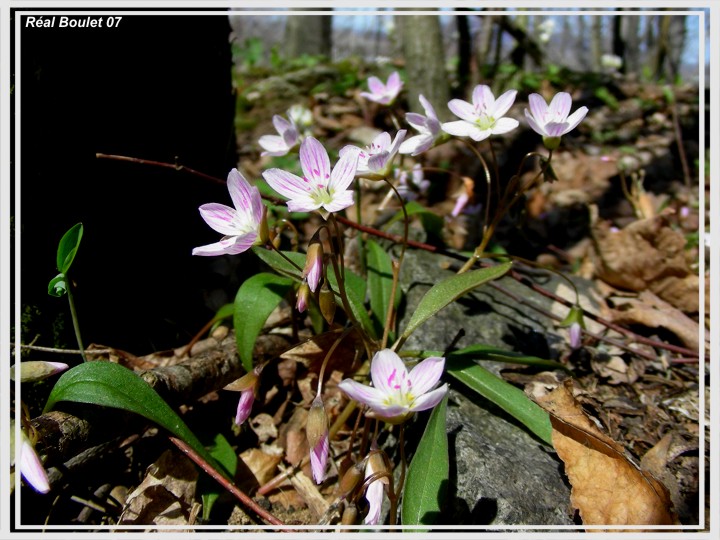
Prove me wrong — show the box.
[382,368,415,409]
[475,114,496,131]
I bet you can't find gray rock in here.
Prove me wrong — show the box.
[392,246,590,526]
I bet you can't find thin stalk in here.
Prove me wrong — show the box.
[65,284,87,362]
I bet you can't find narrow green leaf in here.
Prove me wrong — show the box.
[402,395,448,528]
[234,272,294,372]
[43,361,228,478]
[251,246,303,281]
[366,240,400,337]
[446,358,553,446]
[252,247,376,339]
[56,222,83,274]
[449,344,569,371]
[400,262,512,342]
[201,433,238,522]
[47,273,67,297]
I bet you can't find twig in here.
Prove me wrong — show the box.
[168,436,286,528]
[12,343,113,355]
[95,153,703,362]
[95,153,225,186]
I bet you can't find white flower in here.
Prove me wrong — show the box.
[262,137,359,219]
[338,349,448,425]
[360,71,403,105]
[340,130,406,181]
[399,94,443,156]
[193,169,264,256]
[442,85,519,142]
[258,114,299,157]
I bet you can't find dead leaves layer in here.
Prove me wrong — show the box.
[538,380,678,528]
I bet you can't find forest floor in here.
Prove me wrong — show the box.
[15,63,709,532]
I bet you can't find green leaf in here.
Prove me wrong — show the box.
[43,361,228,478]
[402,395,448,528]
[210,303,235,334]
[448,344,569,372]
[234,272,294,372]
[201,433,238,522]
[446,358,552,446]
[56,222,83,274]
[400,262,512,344]
[366,240,400,338]
[386,201,443,237]
[252,247,376,339]
[47,273,67,297]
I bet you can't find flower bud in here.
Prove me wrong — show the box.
[11,361,68,383]
[296,281,311,313]
[341,503,358,525]
[303,240,324,293]
[318,282,336,324]
[306,395,329,449]
[307,395,330,484]
[258,205,270,245]
[337,461,365,499]
[569,322,582,350]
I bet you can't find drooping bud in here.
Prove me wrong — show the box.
[559,305,586,351]
[12,421,50,494]
[258,205,270,245]
[337,461,365,500]
[303,239,324,293]
[569,322,582,350]
[318,281,336,324]
[307,395,330,484]
[296,281,311,313]
[363,448,390,525]
[11,361,69,383]
[341,503,358,525]
[224,365,262,426]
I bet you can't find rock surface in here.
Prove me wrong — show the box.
[395,246,595,526]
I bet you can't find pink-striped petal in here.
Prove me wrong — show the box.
[410,384,448,412]
[258,134,289,156]
[310,432,329,484]
[528,94,549,123]
[322,189,354,214]
[386,71,402,93]
[287,194,322,214]
[300,137,331,184]
[447,99,476,122]
[441,120,476,138]
[419,94,437,120]
[272,114,292,135]
[19,435,50,494]
[408,356,445,395]
[337,379,386,408]
[198,203,240,235]
[563,106,588,132]
[262,168,310,199]
[524,109,546,136]
[491,117,520,135]
[329,148,359,192]
[493,89,518,118]
[473,85,495,112]
[370,349,409,395]
[235,388,255,425]
[227,169,256,215]
[544,121,570,137]
[548,92,571,121]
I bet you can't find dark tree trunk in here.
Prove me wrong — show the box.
[456,12,472,97]
[396,12,451,119]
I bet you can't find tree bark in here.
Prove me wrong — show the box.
[396,12,451,120]
[284,10,333,59]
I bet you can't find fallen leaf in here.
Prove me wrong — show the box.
[238,448,283,490]
[590,212,698,313]
[119,449,198,525]
[537,380,678,528]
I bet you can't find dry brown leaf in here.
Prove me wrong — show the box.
[590,212,698,313]
[238,448,283,489]
[609,291,702,351]
[119,449,198,525]
[538,380,678,528]
[279,329,361,374]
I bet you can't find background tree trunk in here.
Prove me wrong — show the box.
[591,15,603,71]
[456,12,472,98]
[396,12,451,119]
[623,13,641,75]
[284,10,333,59]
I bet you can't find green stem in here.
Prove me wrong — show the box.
[65,283,87,362]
